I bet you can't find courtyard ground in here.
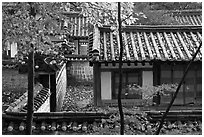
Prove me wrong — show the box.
[2,68,202,135]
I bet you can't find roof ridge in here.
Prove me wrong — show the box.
[99,25,202,31]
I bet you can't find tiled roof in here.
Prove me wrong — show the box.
[5,87,50,113]
[88,25,202,62]
[2,111,109,132]
[21,88,50,112]
[63,13,89,38]
[63,10,201,38]
[171,10,202,25]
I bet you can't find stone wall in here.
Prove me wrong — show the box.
[67,61,93,83]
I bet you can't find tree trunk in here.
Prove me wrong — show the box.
[26,44,34,135]
[117,2,124,135]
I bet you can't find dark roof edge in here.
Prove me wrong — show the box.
[99,25,202,31]
[168,9,202,15]
[61,12,83,17]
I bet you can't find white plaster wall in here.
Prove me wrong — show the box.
[11,42,17,58]
[142,71,153,86]
[101,72,112,100]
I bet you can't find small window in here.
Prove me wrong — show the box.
[79,43,88,55]
[112,70,142,99]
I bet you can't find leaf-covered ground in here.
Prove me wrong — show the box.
[61,84,202,135]
[61,83,94,111]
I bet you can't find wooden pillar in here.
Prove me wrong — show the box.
[171,63,174,101]
[194,63,198,104]
[153,62,160,86]
[183,64,186,105]
[50,74,56,112]
[93,62,101,106]
[26,49,34,135]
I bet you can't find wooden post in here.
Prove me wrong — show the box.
[26,45,34,135]
[117,2,124,135]
[50,74,56,112]
[93,63,99,106]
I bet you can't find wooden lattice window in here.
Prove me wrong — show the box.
[160,63,202,105]
[112,70,142,99]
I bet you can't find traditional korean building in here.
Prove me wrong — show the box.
[63,12,93,82]
[88,24,202,106]
[87,9,202,107]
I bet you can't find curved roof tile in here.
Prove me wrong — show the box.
[88,25,202,62]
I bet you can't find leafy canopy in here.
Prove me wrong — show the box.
[2,2,72,56]
[2,2,141,57]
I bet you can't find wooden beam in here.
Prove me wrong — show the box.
[137,32,146,60]
[143,32,154,60]
[170,32,185,60]
[163,32,177,60]
[130,32,139,61]
[157,32,169,60]
[176,32,192,59]
[123,32,130,60]
[110,32,115,61]
[150,32,161,60]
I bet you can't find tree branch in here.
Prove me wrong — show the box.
[121,13,133,22]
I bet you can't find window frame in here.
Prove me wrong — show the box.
[112,69,143,99]
[160,63,202,105]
